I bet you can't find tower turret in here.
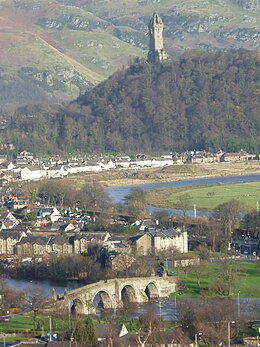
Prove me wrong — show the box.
[147,13,167,63]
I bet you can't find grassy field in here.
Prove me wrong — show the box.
[147,181,260,211]
[171,261,260,298]
[0,314,70,335]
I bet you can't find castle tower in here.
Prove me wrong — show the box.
[147,12,167,63]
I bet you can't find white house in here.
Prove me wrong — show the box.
[151,157,174,167]
[16,166,47,180]
[97,158,117,170]
[37,207,61,223]
[47,165,68,178]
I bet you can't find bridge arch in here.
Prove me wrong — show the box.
[121,285,137,305]
[93,290,111,309]
[71,298,85,315]
[145,282,159,301]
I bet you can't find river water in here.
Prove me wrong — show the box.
[3,174,260,320]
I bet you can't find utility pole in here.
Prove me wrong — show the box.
[228,321,235,347]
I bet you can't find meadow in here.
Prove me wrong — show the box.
[147,182,260,211]
[171,261,260,298]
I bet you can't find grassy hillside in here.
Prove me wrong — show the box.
[0,0,144,105]
[0,0,259,105]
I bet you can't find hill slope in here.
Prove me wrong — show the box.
[3,50,259,155]
[0,0,259,106]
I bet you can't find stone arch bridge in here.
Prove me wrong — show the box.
[51,276,177,315]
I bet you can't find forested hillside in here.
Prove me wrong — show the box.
[4,50,260,155]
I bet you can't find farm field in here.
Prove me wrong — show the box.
[147,182,260,211]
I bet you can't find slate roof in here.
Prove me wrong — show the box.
[17,235,49,245]
[0,230,24,239]
[47,236,71,246]
[148,227,183,238]
[74,232,108,241]
[24,166,45,172]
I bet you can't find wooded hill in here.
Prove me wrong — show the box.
[6,50,260,155]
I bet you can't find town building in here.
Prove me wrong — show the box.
[131,228,188,256]
[0,230,26,254]
[74,232,111,254]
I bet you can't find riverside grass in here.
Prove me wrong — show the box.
[171,261,260,298]
[146,181,260,211]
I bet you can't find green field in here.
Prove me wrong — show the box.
[0,314,70,335]
[147,182,260,211]
[171,261,260,298]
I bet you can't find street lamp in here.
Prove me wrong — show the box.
[174,292,182,309]
[68,301,71,332]
[240,234,244,255]
[237,291,240,318]
[248,236,251,260]
[195,332,202,347]
[228,321,235,347]
[158,300,166,321]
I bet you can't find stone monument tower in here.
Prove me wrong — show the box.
[147,12,167,63]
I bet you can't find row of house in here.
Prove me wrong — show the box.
[0,149,257,181]
[0,231,109,257]
[186,150,257,164]
[0,227,188,259]
[0,151,178,181]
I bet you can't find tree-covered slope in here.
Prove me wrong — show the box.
[5,50,259,155]
[72,50,260,153]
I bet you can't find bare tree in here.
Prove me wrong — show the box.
[211,259,241,296]
[191,261,207,286]
[214,199,244,238]
[105,322,125,347]
[27,287,46,332]
[125,189,148,220]
[0,280,25,310]
[175,193,191,225]
[192,299,237,346]
[136,311,160,347]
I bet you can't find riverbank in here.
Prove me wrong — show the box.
[64,161,260,188]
